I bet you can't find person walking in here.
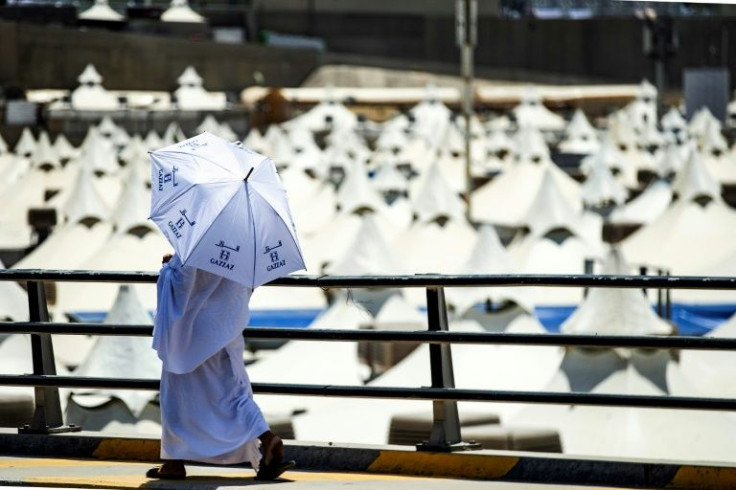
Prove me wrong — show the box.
[146,253,295,480]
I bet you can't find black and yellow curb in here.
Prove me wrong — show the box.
[2,431,736,489]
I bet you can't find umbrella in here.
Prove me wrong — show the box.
[149,132,305,287]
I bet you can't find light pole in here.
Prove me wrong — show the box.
[456,0,477,222]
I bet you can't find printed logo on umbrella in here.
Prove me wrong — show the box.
[210,240,239,271]
[158,166,179,192]
[167,209,196,239]
[265,241,286,272]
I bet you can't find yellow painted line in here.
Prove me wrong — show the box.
[367,450,519,479]
[92,438,160,461]
[291,471,431,482]
[28,475,152,489]
[0,458,115,469]
[670,465,736,490]
[27,471,428,489]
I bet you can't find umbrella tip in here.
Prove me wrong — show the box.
[244,167,254,182]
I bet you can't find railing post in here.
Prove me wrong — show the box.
[416,286,480,452]
[18,281,80,434]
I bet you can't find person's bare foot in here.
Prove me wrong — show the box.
[259,431,284,467]
[146,460,186,479]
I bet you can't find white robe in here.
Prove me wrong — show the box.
[153,255,268,467]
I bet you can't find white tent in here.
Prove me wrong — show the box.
[292,317,562,445]
[336,160,386,214]
[410,161,466,224]
[283,100,358,133]
[53,230,167,317]
[78,0,125,21]
[30,131,61,171]
[512,86,565,131]
[0,258,28,322]
[609,179,671,226]
[660,107,688,134]
[561,248,673,335]
[509,347,736,463]
[58,167,110,225]
[558,109,599,154]
[66,285,160,430]
[250,293,375,417]
[672,148,721,203]
[326,214,405,276]
[14,127,36,158]
[471,159,582,226]
[173,66,226,111]
[622,197,736,274]
[70,64,120,111]
[393,219,476,276]
[678,313,736,399]
[581,151,628,207]
[160,0,205,23]
[445,225,534,314]
[53,134,80,162]
[110,165,151,234]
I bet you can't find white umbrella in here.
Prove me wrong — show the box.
[149,132,305,287]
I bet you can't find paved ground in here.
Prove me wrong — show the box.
[0,456,625,489]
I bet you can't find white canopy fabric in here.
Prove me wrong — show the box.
[30,132,61,171]
[512,86,565,131]
[581,152,628,207]
[522,168,584,237]
[621,198,736,274]
[14,128,36,158]
[110,165,151,234]
[69,285,160,416]
[71,65,119,111]
[336,160,386,214]
[173,66,226,111]
[161,0,205,23]
[410,161,465,224]
[510,348,736,463]
[558,109,599,154]
[54,231,166,317]
[12,221,113,271]
[292,317,562,444]
[250,293,374,417]
[678,313,736,398]
[0,259,28,321]
[327,214,404,275]
[661,107,688,133]
[445,225,535,314]
[78,0,125,21]
[471,160,582,226]
[561,248,673,335]
[672,149,722,202]
[608,179,672,225]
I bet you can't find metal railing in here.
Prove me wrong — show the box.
[1,269,735,450]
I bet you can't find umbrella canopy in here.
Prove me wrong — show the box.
[149,132,305,287]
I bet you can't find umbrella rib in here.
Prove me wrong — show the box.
[246,182,258,289]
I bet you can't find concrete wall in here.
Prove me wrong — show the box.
[0,20,321,92]
[258,12,736,88]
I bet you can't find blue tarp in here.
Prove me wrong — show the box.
[67,304,735,337]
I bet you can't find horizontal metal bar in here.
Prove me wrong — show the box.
[4,323,736,351]
[0,322,154,336]
[1,375,735,411]
[1,269,735,290]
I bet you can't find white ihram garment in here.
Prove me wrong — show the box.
[153,255,268,467]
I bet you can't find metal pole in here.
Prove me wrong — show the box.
[19,281,80,434]
[417,286,480,452]
[457,0,476,222]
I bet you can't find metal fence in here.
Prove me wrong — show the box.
[1,269,735,450]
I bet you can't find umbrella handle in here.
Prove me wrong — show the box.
[244,167,254,182]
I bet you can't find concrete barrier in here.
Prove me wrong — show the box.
[1,429,736,489]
